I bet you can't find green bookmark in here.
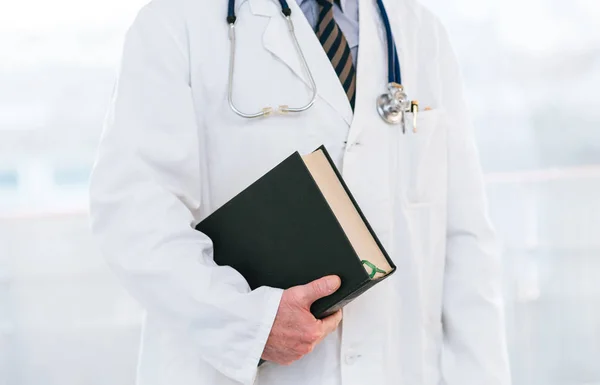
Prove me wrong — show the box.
[361,260,387,279]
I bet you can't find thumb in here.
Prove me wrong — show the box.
[298,275,341,307]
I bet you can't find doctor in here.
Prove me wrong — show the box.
[89,0,511,384]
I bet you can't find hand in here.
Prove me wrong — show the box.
[261,275,343,365]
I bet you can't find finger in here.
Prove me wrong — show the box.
[319,310,343,336]
[298,275,341,307]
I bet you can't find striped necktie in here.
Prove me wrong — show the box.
[315,0,356,110]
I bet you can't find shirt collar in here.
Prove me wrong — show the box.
[296,0,347,13]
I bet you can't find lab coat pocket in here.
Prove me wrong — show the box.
[403,202,446,274]
[397,108,448,205]
[403,202,445,384]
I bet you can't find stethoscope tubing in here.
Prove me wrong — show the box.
[226,0,403,119]
[375,0,401,84]
[227,0,317,118]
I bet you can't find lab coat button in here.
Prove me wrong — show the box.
[344,352,359,365]
[344,141,361,152]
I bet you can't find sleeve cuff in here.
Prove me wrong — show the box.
[213,286,284,385]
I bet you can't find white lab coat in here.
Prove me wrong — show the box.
[89,0,511,384]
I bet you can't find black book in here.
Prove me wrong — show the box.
[195,145,396,318]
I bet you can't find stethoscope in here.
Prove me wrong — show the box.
[226,0,419,133]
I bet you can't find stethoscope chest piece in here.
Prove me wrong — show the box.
[377,83,411,126]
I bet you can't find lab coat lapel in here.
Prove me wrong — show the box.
[249,0,354,126]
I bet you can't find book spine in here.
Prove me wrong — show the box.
[314,145,396,271]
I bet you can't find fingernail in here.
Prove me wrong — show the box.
[327,276,341,292]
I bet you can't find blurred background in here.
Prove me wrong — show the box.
[1,0,599,384]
